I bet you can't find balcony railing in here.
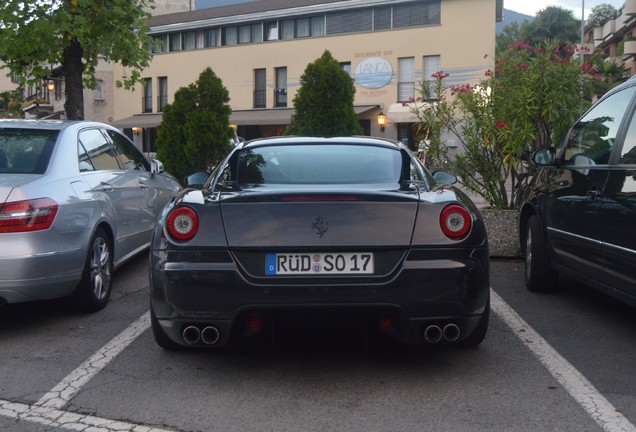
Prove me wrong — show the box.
[142,96,152,113]
[274,88,287,108]
[157,95,168,112]
[253,89,266,108]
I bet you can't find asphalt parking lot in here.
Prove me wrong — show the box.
[1,257,635,432]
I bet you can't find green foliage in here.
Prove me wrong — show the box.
[286,50,363,136]
[496,21,522,52]
[156,67,233,183]
[587,4,617,28]
[519,6,580,46]
[409,40,594,209]
[589,55,630,97]
[0,0,154,119]
[0,90,23,118]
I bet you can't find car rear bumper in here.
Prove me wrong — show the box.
[150,246,490,347]
[0,248,85,303]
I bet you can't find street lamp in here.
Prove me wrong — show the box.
[377,111,386,132]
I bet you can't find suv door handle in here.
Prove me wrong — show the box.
[139,182,149,190]
[586,188,601,199]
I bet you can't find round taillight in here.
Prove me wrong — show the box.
[439,204,472,239]
[166,206,199,241]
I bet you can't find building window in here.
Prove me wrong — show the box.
[251,23,263,43]
[169,33,182,51]
[204,29,218,47]
[254,69,266,108]
[374,7,391,30]
[158,77,168,112]
[94,79,104,100]
[152,35,168,53]
[311,16,325,36]
[143,78,152,113]
[265,22,278,40]
[327,9,372,35]
[280,20,294,40]
[423,55,441,100]
[11,74,19,84]
[296,18,310,38]
[223,27,238,45]
[398,57,415,102]
[275,67,287,108]
[238,25,251,44]
[183,31,196,50]
[340,62,352,75]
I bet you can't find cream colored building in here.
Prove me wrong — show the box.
[113,0,502,153]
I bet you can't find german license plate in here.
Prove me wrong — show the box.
[265,253,374,275]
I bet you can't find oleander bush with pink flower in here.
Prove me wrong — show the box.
[410,40,599,209]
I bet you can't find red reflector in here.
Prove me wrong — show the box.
[0,198,58,233]
[439,204,472,239]
[166,206,199,241]
[247,314,264,333]
[378,314,394,332]
[281,196,358,201]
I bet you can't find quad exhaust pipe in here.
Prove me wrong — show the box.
[423,323,461,343]
[182,325,220,345]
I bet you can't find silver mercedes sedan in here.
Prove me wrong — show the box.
[0,119,180,312]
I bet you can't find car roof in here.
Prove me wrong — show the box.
[0,119,111,132]
[242,136,403,149]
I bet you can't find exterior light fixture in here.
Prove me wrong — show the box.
[377,111,386,132]
[132,127,142,136]
[47,81,55,92]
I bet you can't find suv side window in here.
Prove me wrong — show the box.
[561,86,636,165]
[79,129,120,171]
[620,113,636,165]
[107,129,149,171]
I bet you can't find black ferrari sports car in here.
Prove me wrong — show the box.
[150,136,490,349]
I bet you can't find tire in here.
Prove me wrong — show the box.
[151,307,183,350]
[525,216,559,292]
[457,299,489,348]
[70,228,113,312]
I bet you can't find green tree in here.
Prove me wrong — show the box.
[589,55,630,97]
[286,50,362,136]
[496,21,522,52]
[0,89,22,118]
[0,0,154,120]
[587,4,617,28]
[519,6,580,46]
[156,67,233,183]
[409,40,595,209]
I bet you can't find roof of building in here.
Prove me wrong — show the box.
[149,0,349,27]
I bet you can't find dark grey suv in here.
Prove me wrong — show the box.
[519,76,636,306]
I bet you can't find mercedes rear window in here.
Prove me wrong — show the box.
[236,144,402,186]
[0,128,58,174]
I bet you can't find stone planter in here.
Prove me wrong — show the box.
[479,209,521,258]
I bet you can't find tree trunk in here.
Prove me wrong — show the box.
[62,39,84,120]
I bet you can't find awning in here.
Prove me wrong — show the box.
[111,105,380,129]
[386,102,428,123]
[110,113,162,129]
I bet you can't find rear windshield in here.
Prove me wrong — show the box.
[236,144,402,186]
[0,128,58,174]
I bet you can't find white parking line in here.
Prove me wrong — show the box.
[1,293,634,432]
[491,290,636,432]
[0,398,173,432]
[36,311,151,409]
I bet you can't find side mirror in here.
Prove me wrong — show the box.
[431,169,458,185]
[531,148,556,166]
[184,171,210,188]
[150,159,164,175]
